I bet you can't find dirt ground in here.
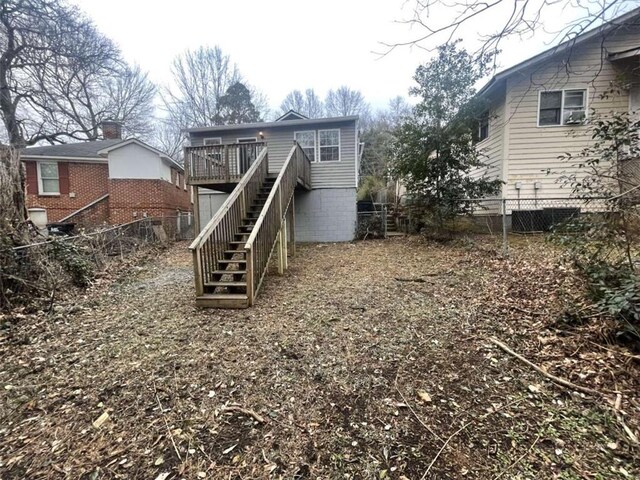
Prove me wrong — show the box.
[0,236,638,479]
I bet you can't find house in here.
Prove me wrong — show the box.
[22,122,191,233]
[474,7,640,203]
[184,111,360,308]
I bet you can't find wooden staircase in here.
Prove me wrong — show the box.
[188,143,312,308]
[200,176,276,307]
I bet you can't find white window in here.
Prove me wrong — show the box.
[176,171,180,187]
[37,162,59,195]
[294,131,316,161]
[318,129,340,162]
[538,89,587,126]
[203,137,222,145]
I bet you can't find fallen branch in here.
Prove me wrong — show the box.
[221,404,267,424]
[489,337,616,396]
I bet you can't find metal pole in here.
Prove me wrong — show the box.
[502,198,509,257]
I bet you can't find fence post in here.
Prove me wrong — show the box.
[502,198,509,257]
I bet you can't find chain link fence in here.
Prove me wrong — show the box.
[357,196,623,255]
[2,217,183,309]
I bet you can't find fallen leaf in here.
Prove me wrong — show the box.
[417,390,432,402]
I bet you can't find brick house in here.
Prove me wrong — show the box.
[22,124,191,231]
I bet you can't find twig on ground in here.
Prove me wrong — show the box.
[221,404,267,424]
[395,277,427,283]
[421,422,470,479]
[489,337,617,396]
[153,383,182,462]
[493,434,541,479]
[511,305,544,316]
[394,373,444,443]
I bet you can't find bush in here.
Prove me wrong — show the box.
[49,241,95,288]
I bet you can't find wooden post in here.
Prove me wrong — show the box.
[193,186,200,233]
[282,218,288,271]
[289,196,296,257]
[246,246,254,305]
[193,249,204,297]
[224,145,230,182]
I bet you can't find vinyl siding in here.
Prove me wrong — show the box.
[472,91,505,188]
[189,119,357,189]
[502,22,640,200]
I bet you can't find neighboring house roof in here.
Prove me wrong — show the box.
[21,139,122,161]
[478,6,640,97]
[186,115,359,134]
[275,110,309,121]
[22,138,183,171]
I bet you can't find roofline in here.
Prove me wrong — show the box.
[97,138,183,171]
[20,154,107,162]
[275,109,309,121]
[185,115,359,134]
[477,6,640,97]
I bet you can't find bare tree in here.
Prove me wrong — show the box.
[278,88,324,118]
[163,46,242,129]
[0,0,150,146]
[382,0,635,58]
[325,86,369,118]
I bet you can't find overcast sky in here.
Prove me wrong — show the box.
[75,0,629,114]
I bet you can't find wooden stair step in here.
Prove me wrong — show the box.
[224,249,246,255]
[206,281,246,287]
[196,293,249,309]
[212,269,246,274]
[219,258,246,264]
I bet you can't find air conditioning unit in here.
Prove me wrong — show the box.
[564,110,586,125]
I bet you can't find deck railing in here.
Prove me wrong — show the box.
[186,142,266,184]
[189,148,269,296]
[244,143,310,303]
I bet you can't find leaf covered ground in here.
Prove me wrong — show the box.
[0,236,638,479]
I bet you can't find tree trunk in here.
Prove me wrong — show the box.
[0,147,29,245]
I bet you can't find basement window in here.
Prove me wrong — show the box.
[37,162,60,195]
[538,89,587,126]
[318,129,340,162]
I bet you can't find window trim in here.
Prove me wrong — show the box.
[317,128,341,163]
[203,137,222,146]
[237,137,258,143]
[37,161,60,196]
[294,130,317,162]
[537,88,588,128]
[478,113,489,142]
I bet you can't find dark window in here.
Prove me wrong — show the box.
[478,114,489,141]
[539,91,562,126]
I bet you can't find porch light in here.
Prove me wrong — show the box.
[259,131,264,139]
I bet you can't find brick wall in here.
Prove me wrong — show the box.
[25,161,109,223]
[64,195,110,228]
[108,177,191,225]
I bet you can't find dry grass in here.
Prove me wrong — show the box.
[0,236,638,479]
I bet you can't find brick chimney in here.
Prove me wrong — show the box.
[101,121,123,140]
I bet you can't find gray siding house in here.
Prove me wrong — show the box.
[187,111,360,242]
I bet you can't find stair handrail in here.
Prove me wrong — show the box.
[189,148,268,297]
[189,148,268,251]
[244,143,308,303]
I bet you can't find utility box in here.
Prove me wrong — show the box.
[28,208,48,238]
